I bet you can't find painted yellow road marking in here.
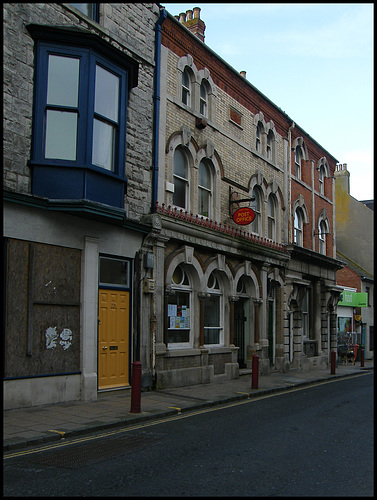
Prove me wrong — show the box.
[48,430,66,436]
[168,406,182,414]
[237,392,250,398]
[4,372,369,460]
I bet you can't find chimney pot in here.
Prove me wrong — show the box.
[193,7,201,19]
[186,9,193,21]
[240,71,247,78]
[179,12,186,23]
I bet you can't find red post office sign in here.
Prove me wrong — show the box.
[232,207,255,225]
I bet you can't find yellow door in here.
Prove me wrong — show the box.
[98,289,130,390]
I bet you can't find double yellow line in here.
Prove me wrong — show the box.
[4,372,369,460]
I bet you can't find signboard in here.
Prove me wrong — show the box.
[338,291,368,307]
[232,207,255,225]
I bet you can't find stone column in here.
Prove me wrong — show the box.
[81,236,99,401]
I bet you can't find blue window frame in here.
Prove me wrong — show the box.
[27,25,138,209]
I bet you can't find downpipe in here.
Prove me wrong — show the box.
[151,8,167,213]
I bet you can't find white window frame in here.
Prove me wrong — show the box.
[199,81,208,117]
[182,68,191,107]
[167,265,193,348]
[256,122,263,152]
[295,146,302,179]
[319,220,327,255]
[319,165,325,195]
[267,195,276,240]
[173,147,189,210]
[251,187,261,234]
[294,209,303,245]
[198,159,212,218]
[204,273,223,347]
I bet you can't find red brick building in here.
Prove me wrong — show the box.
[138,7,344,389]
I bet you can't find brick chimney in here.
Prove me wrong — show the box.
[178,6,206,42]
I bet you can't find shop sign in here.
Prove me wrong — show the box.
[232,207,255,225]
[338,291,368,307]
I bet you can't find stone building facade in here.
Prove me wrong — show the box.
[3,4,347,407]
[139,7,344,389]
[335,164,374,359]
[3,3,160,408]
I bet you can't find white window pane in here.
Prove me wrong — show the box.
[47,55,79,107]
[45,110,77,160]
[95,65,119,122]
[92,118,115,170]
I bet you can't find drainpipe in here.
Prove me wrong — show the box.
[151,8,167,213]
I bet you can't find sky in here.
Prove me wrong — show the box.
[162,3,374,201]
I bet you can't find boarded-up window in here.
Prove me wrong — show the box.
[5,239,81,378]
[230,108,242,127]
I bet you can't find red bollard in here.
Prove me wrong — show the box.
[130,361,142,413]
[330,350,336,375]
[361,348,364,367]
[251,354,259,389]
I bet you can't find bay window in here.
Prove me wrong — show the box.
[28,25,138,208]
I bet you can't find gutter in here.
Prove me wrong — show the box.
[151,8,167,213]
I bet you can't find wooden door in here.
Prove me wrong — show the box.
[98,289,130,390]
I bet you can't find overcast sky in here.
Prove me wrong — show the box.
[162,3,373,201]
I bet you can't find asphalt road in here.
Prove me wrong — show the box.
[3,372,374,497]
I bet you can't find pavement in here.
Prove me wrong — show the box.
[3,359,373,452]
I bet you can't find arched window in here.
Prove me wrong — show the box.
[198,159,212,218]
[267,130,274,160]
[319,220,327,255]
[204,271,222,345]
[267,195,276,240]
[294,208,303,245]
[251,187,261,234]
[182,68,191,106]
[319,165,325,195]
[199,81,208,117]
[173,147,189,209]
[256,121,263,152]
[167,265,192,346]
[295,146,302,179]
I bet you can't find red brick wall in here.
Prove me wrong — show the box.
[162,15,338,258]
[337,265,361,291]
